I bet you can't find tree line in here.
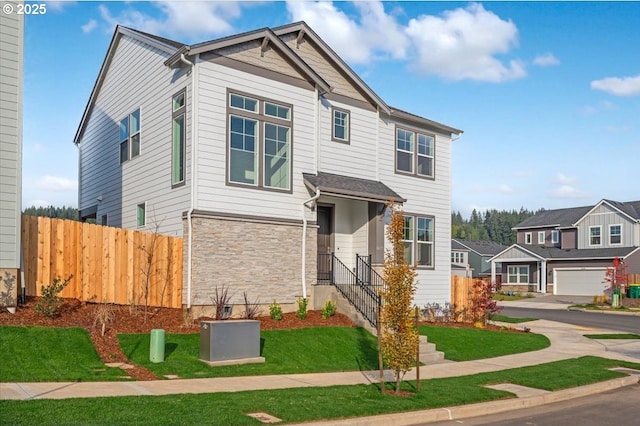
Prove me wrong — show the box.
[23,205,78,220]
[452,207,543,246]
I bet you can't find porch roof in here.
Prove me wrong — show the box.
[302,172,406,203]
[490,244,639,262]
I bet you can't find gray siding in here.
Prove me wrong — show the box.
[0,2,23,268]
[78,34,191,236]
[575,204,636,249]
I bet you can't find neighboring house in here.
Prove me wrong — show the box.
[0,1,24,311]
[452,239,507,279]
[451,240,471,277]
[490,199,640,296]
[74,23,462,312]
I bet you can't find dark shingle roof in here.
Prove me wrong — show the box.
[520,245,638,260]
[303,172,405,203]
[514,200,640,229]
[453,239,508,256]
[451,240,468,251]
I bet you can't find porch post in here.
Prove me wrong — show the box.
[540,261,547,293]
[491,260,497,285]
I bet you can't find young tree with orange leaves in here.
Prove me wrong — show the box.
[379,201,419,394]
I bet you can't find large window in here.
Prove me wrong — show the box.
[609,224,621,245]
[172,90,186,186]
[120,109,140,163]
[403,214,434,267]
[228,91,291,191]
[332,108,350,143]
[396,128,435,178]
[508,265,529,284]
[589,226,601,246]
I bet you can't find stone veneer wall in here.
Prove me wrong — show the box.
[0,268,19,310]
[183,212,317,313]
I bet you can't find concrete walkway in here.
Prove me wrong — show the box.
[2,319,638,402]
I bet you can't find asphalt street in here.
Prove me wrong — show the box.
[501,307,640,334]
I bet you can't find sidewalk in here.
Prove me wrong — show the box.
[2,319,638,401]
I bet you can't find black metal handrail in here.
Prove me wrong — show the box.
[355,254,385,291]
[317,253,382,328]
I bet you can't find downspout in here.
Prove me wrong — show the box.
[179,52,197,310]
[301,189,321,299]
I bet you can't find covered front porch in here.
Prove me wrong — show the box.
[490,245,548,293]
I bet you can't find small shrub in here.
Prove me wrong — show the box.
[422,302,462,323]
[34,275,73,318]
[210,285,233,320]
[296,297,308,320]
[242,291,261,319]
[321,300,336,319]
[269,300,283,321]
[466,279,501,325]
[93,303,115,336]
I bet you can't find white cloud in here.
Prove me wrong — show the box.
[98,1,244,40]
[405,3,525,82]
[81,19,98,34]
[286,0,408,64]
[33,176,78,192]
[32,143,45,152]
[549,173,590,199]
[591,74,640,97]
[46,1,76,12]
[533,52,559,67]
[498,184,515,194]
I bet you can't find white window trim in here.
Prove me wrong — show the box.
[609,224,622,245]
[589,225,602,246]
[525,232,532,245]
[172,89,186,186]
[331,107,350,143]
[538,231,545,244]
[551,230,559,244]
[137,202,147,228]
[507,265,529,285]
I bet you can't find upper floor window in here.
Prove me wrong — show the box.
[609,224,621,245]
[451,251,465,264]
[525,232,532,244]
[120,109,140,163]
[172,90,186,186]
[403,214,434,267]
[227,91,292,191]
[589,226,601,246]
[332,108,350,143]
[538,231,545,244]
[396,128,435,178]
[551,230,559,244]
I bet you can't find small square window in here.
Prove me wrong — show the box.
[230,94,258,113]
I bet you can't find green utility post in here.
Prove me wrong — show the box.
[150,329,165,363]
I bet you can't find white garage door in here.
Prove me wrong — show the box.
[554,268,608,296]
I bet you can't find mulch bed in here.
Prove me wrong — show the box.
[0,297,355,381]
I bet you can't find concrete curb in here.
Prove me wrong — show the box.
[288,376,639,426]
[567,307,640,316]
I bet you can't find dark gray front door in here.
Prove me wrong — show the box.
[317,205,334,282]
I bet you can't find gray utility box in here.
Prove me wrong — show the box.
[200,320,261,362]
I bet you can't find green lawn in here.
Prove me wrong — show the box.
[118,327,380,379]
[585,333,640,340]
[419,324,550,361]
[1,356,637,426]
[490,314,537,323]
[0,326,126,382]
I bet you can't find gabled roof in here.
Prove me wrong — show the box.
[74,26,183,144]
[573,199,640,226]
[164,25,332,94]
[388,107,463,136]
[303,172,405,203]
[451,240,469,251]
[453,239,508,256]
[490,244,639,262]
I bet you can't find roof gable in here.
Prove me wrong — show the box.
[453,239,508,256]
[573,199,640,226]
[74,26,181,144]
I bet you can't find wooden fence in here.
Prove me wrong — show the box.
[451,275,487,312]
[21,215,183,308]
[628,274,640,284]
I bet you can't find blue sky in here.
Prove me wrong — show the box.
[21,1,640,217]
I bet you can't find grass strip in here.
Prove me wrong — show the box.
[118,327,380,379]
[1,356,637,426]
[0,326,126,382]
[420,324,549,361]
[490,314,537,323]
[584,333,640,340]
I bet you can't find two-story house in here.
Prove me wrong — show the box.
[489,199,640,296]
[74,23,462,314]
[452,239,507,279]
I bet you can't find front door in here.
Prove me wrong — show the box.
[317,205,334,282]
